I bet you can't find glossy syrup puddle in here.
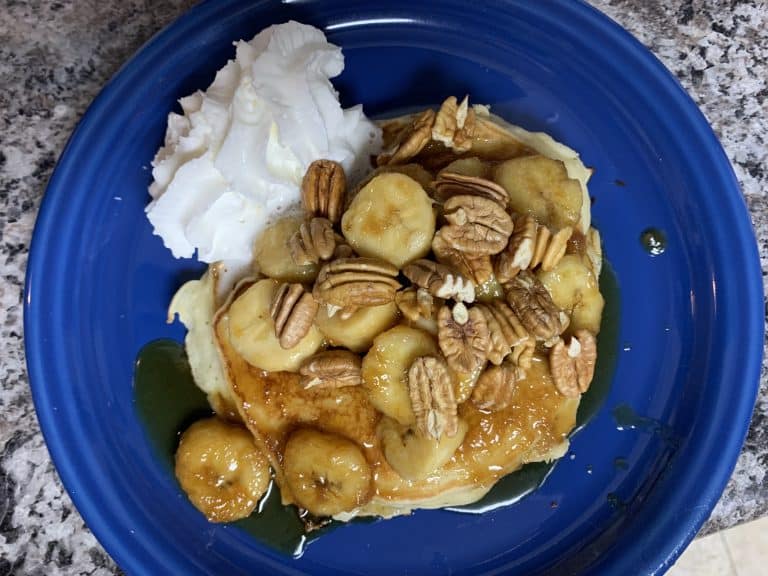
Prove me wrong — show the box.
[134,262,620,556]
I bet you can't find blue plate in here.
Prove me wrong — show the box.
[25,1,762,574]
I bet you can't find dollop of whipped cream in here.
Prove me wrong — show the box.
[146,21,381,262]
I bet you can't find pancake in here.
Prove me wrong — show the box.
[169,99,602,521]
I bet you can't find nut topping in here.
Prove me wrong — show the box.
[441,195,514,256]
[403,259,475,303]
[313,257,401,308]
[432,96,476,153]
[437,304,489,375]
[585,228,603,278]
[301,160,346,224]
[505,271,567,341]
[495,214,536,283]
[289,217,336,265]
[471,363,524,411]
[299,350,362,389]
[377,109,436,166]
[475,301,529,365]
[270,283,319,349]
[408,355,458,439]
[549,330,597,397]
[395,287,436,324]
[434,172,508,206]
[510,339,535,370]
[432,231,494,285]
[532,225,573,272]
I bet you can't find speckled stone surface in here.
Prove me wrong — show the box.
[0,0,765,574]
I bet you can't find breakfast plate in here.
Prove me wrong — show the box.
[24,1,762,574]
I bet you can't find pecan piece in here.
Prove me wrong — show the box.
[299,350,362,389]
[475,301,529,365]
[403,259,475,303]
[441,195,513,256]
[549,330,597,397]
[505,271,568,341]
[471,363,524,411]
[313,257,401,308]
[437,303,489,375]
[531,225,573,272]
[434,172,508,206]
[495,214,536,283]
[585,228,603,278]
[432,231,494,285]
[377,109,436,166]
[289,217,336,265]
[395,287,435,324]
[510,338,535,370]
[270,283,319,349]
[301,160,346,224]
[408,355,458,439]
[432,96,476,153]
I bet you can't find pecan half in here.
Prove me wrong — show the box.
[432,96,476,153]
[403,259,475,303]
[432,231,494,285]
[289,217,336,265]
[408,355,458,439]
[475,301,529,365]
[313,257,401,308]
[377,109,436,166]
[505,271,568,341]
[471,363,524,411]
[437,303,489,375]
[441,195,513,256]
[270,283,319,349]
[395,287,435,323]
[434,172,508,206]
[549,330,597,397]
[301,160,346,224]
[495,214,536,283]
[299,350,362,389]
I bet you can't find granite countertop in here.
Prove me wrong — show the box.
[1,0,766,574]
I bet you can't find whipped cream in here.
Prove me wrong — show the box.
[146,21,381,262]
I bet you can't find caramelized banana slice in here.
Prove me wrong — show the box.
[283,429,372,517]
[315,301,399,353]
[228,279,323,371]
[175,418,270,523]
[361,325,438,426]
[494,155,583,231]
[253,215,319,283]
[537,254,604,334]
[341,172,436,268]
[378,416,468,481]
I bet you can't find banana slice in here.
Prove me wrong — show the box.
[283,428,372,516]
[175,418,270,523]
[361,325,438,425]
[253,215,319,283]
[493,155,583,231]
[378,416,468,481]
[315,301,399,353]
[341,173,436,268]
[227,279,324,372]
[537,254,604,334]
[439,157,491,179]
